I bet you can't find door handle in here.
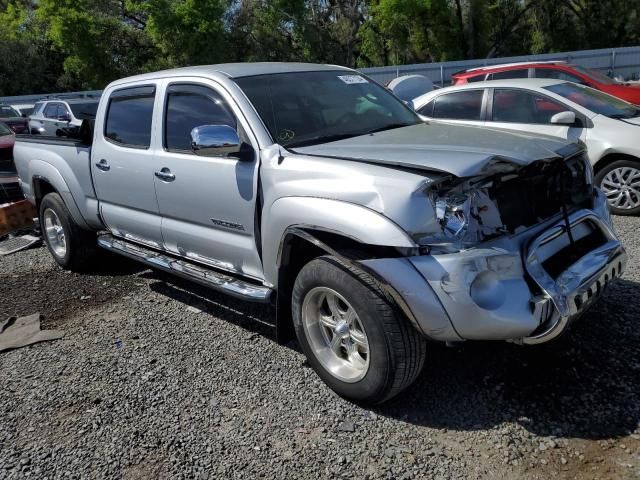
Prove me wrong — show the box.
[154,168,175,182]
[95,159,110,171]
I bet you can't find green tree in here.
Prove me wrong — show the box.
[35,0,157,89]
[358,0,460,66]
[0,1,66,95]
[129,0,232,68]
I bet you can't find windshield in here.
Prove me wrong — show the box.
[69,102,99,119]
[573,66,617,85]
[544,82,640,118]
[235,71,420,148]
[0,105,20,118]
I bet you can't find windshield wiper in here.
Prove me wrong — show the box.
[287,122,417,148]
[365,122,416,134]
[287,133,360,148]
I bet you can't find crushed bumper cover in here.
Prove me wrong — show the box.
[362,191,626,344]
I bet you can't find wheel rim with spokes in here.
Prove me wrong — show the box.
[301,287,370,383]
[600,166,640,210]
[43,208,67,258]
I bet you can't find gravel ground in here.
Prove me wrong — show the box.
[1,217,639,479]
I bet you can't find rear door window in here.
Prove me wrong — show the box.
[104,86,155,148]
[492,89,566,124]
[487,69,529,80]
[164,84,237,152]
[432,90,484,120]
[44,103,59,119]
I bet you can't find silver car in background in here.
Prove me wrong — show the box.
[28,99,99,136]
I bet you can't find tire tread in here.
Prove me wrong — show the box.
[301,255,426,404]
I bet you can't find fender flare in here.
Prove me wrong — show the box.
[262,196,417,285]
[30,161,91,230]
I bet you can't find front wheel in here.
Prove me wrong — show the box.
[595,159,640,216]
[292,256,427,404]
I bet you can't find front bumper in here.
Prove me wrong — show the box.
[361,190,626,344]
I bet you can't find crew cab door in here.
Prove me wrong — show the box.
[153,79,263,280]
[91,85,164,248]
[488,88,587,143]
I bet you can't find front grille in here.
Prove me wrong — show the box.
[573,258,623,313]
[531,295,556,326]
[490,154,592,232]
[542,227,608,279]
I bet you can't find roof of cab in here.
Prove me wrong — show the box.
[109,62,352,87]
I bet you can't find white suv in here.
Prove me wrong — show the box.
[29,99,99,135]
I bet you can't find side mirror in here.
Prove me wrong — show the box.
[21,113,27,118]
[550,111,576,125]
[191,125,241,157]
[58,113,71,122]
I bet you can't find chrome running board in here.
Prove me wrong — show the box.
[97,234,272,303]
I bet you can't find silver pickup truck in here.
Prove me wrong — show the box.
[14,63,626,404]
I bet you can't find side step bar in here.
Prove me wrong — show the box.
[97,234,273,303]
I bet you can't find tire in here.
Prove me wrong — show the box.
[595,159,640,216]
[39,192,97,270]
[292,255,427,404]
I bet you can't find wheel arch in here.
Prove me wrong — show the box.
[31,172,91,231]
[274,226,421,344]
[594,152,640,175]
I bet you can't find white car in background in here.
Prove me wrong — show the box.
[28,99,99,136]
[412,79,640,215]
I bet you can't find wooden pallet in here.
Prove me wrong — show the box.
[0,199,37,237]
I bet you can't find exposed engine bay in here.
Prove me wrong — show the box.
[423,154,593,251]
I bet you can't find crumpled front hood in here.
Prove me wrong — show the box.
[293,123,582,178]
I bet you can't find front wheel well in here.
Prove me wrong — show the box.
[32,177,57,211]
[594,153,640,175]
[274,228,410,344]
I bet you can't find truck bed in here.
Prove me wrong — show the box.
[13,133,101,230]
[15,134,91,148]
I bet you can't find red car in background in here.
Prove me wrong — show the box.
[452,61,640,105]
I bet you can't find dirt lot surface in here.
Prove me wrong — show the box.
[1,217,639,479]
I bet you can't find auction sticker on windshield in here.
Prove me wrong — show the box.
[337,75,368,84]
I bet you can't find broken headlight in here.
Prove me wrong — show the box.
[420,186,507,252]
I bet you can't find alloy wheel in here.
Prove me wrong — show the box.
[301,287,370,383]
[600,166,640,210]
[43,208,67,258]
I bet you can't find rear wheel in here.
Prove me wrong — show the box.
[595,159,640,216]
[292,255,427,404]
[39,192,97,270]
